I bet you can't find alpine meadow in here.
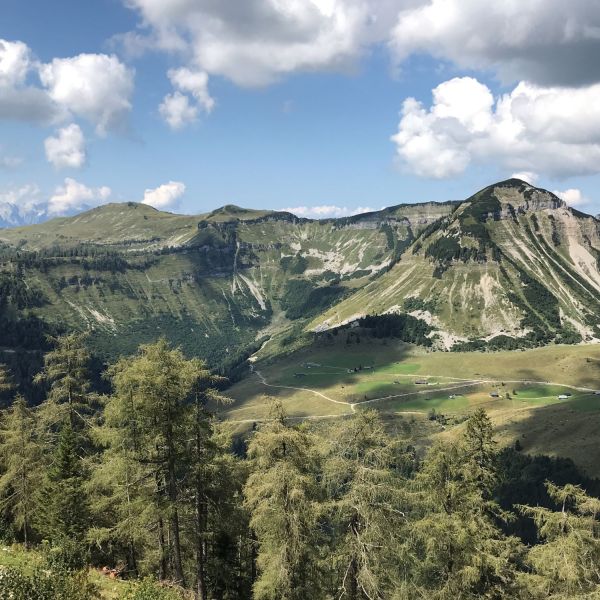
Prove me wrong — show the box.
[2,1,600,599]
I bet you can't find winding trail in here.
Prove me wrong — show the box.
[230,364,600,424]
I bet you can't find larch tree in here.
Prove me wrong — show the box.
[34,332,93,431]
[0,395,43,546]
[519,482,600,597]
[104,339,204,586]
[323,410,408,600]
[244,402,324,600]
[399,410,524,599]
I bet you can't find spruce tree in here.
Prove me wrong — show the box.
[45,422,90,543]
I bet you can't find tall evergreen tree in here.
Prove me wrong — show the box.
[0,395,43,546]
[45,422,90,543]
[398,411,523,599]
[34,333,93,430]
[103,339,205,586]
[520,482,600,597]
[244,402,323,600]
[323,410,408,599]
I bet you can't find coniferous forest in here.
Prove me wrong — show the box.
[0,334,598,599]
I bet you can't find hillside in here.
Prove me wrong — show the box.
[0,199,447,370]
[0,180,598,376]
[313,180,600,350]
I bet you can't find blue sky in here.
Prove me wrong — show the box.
[1,0,600,218]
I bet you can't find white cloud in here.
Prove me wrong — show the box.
[44,124,86,169]
[48,178,111,216]
[553,188,590,207]
[141,181,185,209]
[0,183,41,208]
[168,67,214,113]
[511,172,538,185]
[39,53,134,135]
[281,205,375,218]
[123,0,399,87]
[392,77,600,179]
[159,92,198,130]
[0,184,45,226]
[0,39,31,87]
[0,39,63,124]
[0,39,135,132]
[391,0,600,87]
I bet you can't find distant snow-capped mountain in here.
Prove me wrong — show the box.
[0,201,49,228]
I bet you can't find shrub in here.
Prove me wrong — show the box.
[120,577,189,600]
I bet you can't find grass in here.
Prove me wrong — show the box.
[0,544,128,599]
[224,337,600,475]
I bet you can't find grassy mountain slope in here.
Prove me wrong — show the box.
[312,180,600,349]
[0,201,448,367]
[0,179,598,373]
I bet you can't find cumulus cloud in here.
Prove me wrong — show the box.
[0,183,41,208]
[141,181,185,209]
[0,39,63,124]
[123,0,400,87]
[159,67,215,130]
[553,188,590,207]
[48,178,111,216]
[44,124,86,169]
[392,77,600,179]
[0,39,31,87]
[168,67,214,113]
[0,39,135,132]
[159,92,198,130]
[511,172,539,185]
[391,0,600,87]
[39,53,134,135]
[280,205,376,218]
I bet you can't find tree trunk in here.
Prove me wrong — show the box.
[195,491,207,600]
[170,506,185,586]
[158,516,168,580]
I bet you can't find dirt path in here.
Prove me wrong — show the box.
[245,365,599,422]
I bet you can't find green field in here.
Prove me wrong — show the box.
[224,338,600,475]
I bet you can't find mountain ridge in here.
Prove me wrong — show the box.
[0,179,598,376]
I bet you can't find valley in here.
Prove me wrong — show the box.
[225,337,600,475]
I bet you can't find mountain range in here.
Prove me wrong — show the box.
[0,179,599,372]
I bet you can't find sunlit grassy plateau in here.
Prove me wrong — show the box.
[225,338,600,476]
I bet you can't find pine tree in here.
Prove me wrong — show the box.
[323,410,408,599]
[0,395,43,546]
[244,402,323,600]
